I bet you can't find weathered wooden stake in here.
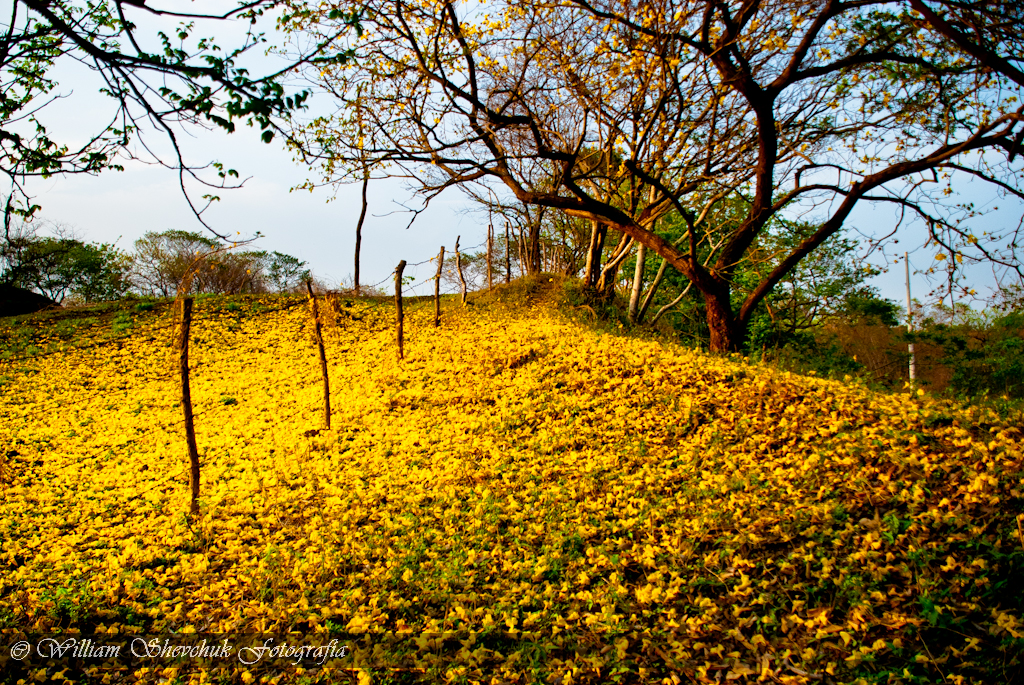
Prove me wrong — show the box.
[487,224,493,290]
[176,297,201,517]
[306,280,331,429]
[434,246,445,328]
[455,236,467,305]
[505,222,511,283]
[395,260,407,360]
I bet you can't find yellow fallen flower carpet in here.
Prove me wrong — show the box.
[0,291,1022,684]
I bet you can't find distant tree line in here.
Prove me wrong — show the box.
[460,197,899,339]
[1,225,310,303]
[454,203,1022,400]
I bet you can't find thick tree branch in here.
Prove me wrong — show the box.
[910,0,1024,88]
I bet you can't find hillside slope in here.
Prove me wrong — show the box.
[1,294,1022,684]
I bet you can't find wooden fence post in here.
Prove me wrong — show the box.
[455,236,467,305]
[176,297,201,517]
[487,224,493,290]
[505,222,511,284]
[306,280,331,429]
[434,246,445,328]
[395,260,407,360]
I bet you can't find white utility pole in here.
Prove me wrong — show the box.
[905,252,916,382]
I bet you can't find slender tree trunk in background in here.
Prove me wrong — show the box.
[605,232,632,268]
[598,264,620,300]
[504,222,511,283]
[792,278,799,334]
[354,172,368,295]
[455,236,467,304]
[632,191,660,323]
[528,220,542,275]
[306,280,331,429]
[353,83,369,296]
[628,243,646,323]
[176,297,200,517]
[906,251,916,382]
[487,224,493,289]
[650,281,693,326]
[559,223,569,275]
[596,233,632,299]
[637,258,668,323]
[584,221,597,286]
[584,220,607,289]
[395,260,406,360]
[434,245,445,327]
[517,228,526,278]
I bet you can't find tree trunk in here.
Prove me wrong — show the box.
[650,281,693,326]
[596,232,631,299]
[526,209,542,275]
[584,220,606,288]
[637,258,668,323]
[597,263,620,300]
[628,243,646,323]
[704,284,740,353]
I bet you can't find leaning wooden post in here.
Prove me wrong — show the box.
[395,260,407,360]
[306,280,331,429]
[487,224,493,290]
[505,222,511,284]
[455,236,467,305]
[176,297,201,517]
[434,246,445,328]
